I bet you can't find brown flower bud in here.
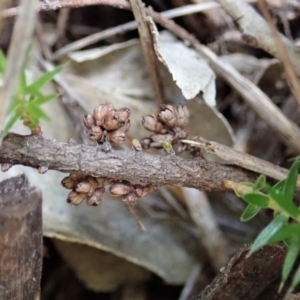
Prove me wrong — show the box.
[76,180,93,194]
[141,138,151,149]
[176,105,189,129]
[122,192,139,205]
[142,114,166,133]
[118,120,130,132]
[116,108,130,124]
[38,166,48,174]
[158,105,177,128]
[1,163,12,172]
[67,191,86,206]
[83,114,95,129]
[133,184,144,198]
[61,176,77,189]
[102,114,119,131]
[69,172,86,182]
[110,181,134,197]
[86,187,105,206]
[86,176,99,196]
[109,129,126,146]
[134,184,157,198]
[87,126,103,142]
[96,177,113,186]
[93,103,114,126]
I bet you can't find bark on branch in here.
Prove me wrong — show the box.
[0,133,256,191]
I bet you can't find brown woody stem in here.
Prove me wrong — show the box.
[0,133,256,191]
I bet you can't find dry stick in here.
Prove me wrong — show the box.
[0,133,257,192]
[0,175,42,300]
[1,0,131,17]
[51,2,220,59]
[130,0,165,105]
[182,188,229,273]
[214,0,300,77]
[258,0,300,106]
[0,0,38,136]
[181,138,300,186]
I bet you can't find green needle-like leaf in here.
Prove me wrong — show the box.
[249,213,289,256]
[2,110,23,136]
[243,193,270,208]
[269,223,300,243]
[241,204,261,222]
[32,93,59,105]
[290,262,300,294]
[26,102,50,121]
[253,175,266,191]
[283,160,299,202]
[269,188,300,219]
[279,236,300,291]
[25,66,62,94]
[0,50,7,73]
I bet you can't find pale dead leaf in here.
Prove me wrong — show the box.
[153,31,216,106]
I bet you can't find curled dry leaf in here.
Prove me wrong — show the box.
[153,31,216,106]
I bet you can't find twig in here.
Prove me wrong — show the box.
[0,0,39,136]
[130,0,165,105]
[51,2,220,60]
[214,0,300,76]
[181,138,300,186]
[257,0,300,106]
[0,133,257,192]
[1,0,131,18]
[182,188,229,272]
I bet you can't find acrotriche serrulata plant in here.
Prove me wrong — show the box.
[61,102,160,207]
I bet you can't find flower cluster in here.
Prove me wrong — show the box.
[83,102,130,147]
[62,173,157,206]
[141,104,189,149]
[110,181,157,205]
[62,172,112,206]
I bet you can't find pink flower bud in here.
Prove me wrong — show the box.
[83,114,95,129]
[110,181,134,197]
[87,187,105,206]
[67,191,86,206]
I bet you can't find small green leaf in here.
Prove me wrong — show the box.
[19,69,27,92]
[241,204,261,222]
[243,193,270,208]
[2,110,23,136]
[283,160,299,202]
[32,93,59,105]
[0,50,7,73]
[26,102,50,121]
[25,66,62,94]
[269,188,300,219]
[290,262,300,291]
[253,175,266,191]
[269,223,300,243]
[7,97,21,114]
[280,236,300,291]
[249,213,289,255]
